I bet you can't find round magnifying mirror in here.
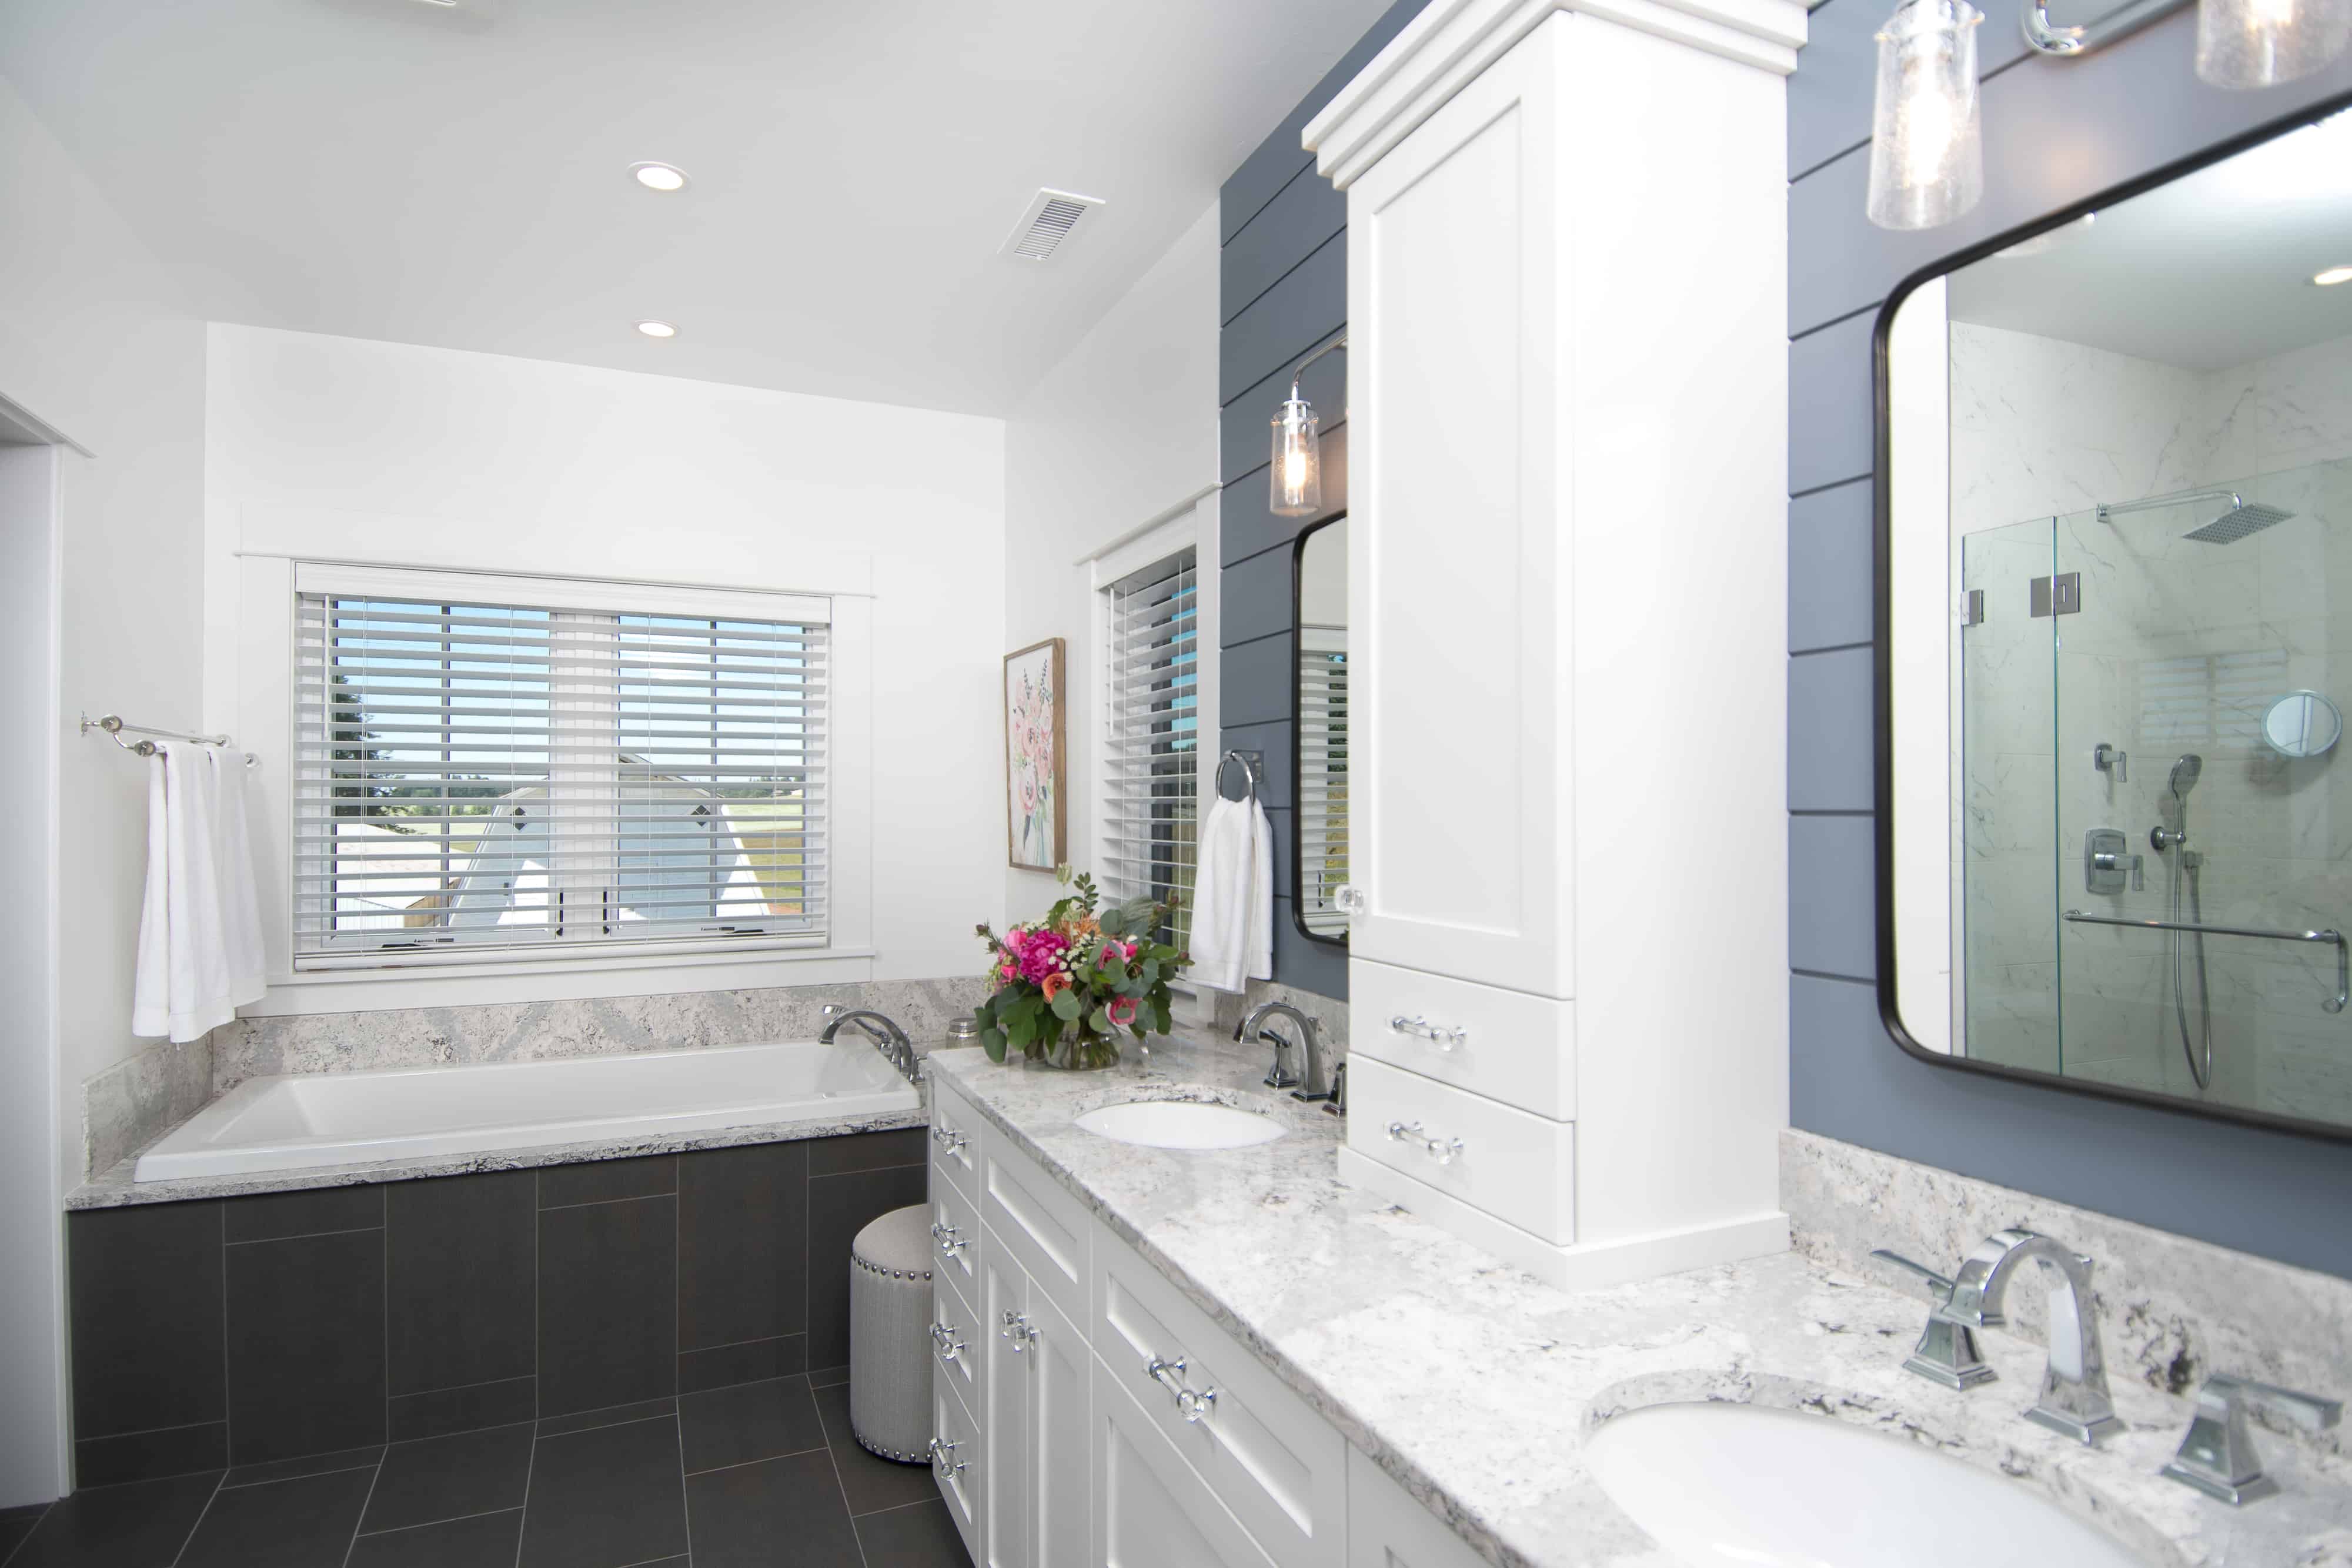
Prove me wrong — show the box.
[2261,690,2342,758]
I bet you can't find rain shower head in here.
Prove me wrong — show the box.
[2169,753,2204,799]
[2183,502,2294,544]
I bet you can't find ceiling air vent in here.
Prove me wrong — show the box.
[1001,188,1105,262]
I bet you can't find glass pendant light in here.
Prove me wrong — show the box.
[2196,0,2351,86]
[1866,0,1986,231]
[1270,388,1322,519]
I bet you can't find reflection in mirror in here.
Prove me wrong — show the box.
[1885,105,2352,1134]
[1295,517,1349,944]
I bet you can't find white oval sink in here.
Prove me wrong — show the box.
[1585,1402,2150,1568]
[1074,1101,1284,1150]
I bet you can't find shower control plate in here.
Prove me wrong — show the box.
[2083,827,2138,895]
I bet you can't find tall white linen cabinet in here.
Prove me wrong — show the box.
[1305,0,1805,1289]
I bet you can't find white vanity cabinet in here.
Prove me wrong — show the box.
[1304,0,1802,1293]
[978,1240,1091,1568]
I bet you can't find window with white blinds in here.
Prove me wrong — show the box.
[1298,630,1349,937]
[293,584,827,967]
[1100,549,1198,950]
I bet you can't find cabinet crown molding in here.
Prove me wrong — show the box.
[1302,0,1806,188]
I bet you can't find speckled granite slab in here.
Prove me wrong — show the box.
[928,1033,2352,1568]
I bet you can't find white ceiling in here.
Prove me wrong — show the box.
[1949,109,2352,372]
[0,0,1399,414]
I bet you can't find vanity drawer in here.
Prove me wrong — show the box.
[1344,1056,1575,1245]
[930,1168,983,1299]
[933,1364,983,1562]
[1348,958,1575,1121]
[931,1079,982,1201]
[931,1271,981,1413]
[980,1124,1091,1324]
[1091,1225,1347,1568]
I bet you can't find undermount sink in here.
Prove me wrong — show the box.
[1074,1100,1284,1150]
[1583,1402,2149,1568]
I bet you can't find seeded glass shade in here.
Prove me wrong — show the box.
[2196,0,2351,85]
[1866,0,1986,231]
[1271,394,1323,518]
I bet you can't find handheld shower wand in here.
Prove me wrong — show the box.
[2156,754,2212,1091]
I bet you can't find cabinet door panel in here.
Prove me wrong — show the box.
[930,1167,982,1300]
[1346,1446,1486,1568]
[933,1372,981,1563]
[979,1122,1090,1322]
[1093,1353,1275,1568]
[931,1272,981,1416]
[931,1080,982,1201]
[1030,1284,1091,1568]
[978,1238,1030,1568]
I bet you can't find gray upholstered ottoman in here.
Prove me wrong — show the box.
[849,1203,934,1463]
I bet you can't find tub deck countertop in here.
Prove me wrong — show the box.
[69,1099,926,1211]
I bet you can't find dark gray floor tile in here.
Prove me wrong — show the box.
[518,1415,688,1568]
[680,1377,824,1475]
[538,1195,677,1417]
[679,1333,804,1394]
[679,1142,807,1353]
[389,1375,537,1442]
[361,1422,533,1533]
[856,1498,973,1567]
[223,1184,383,1243]
[346,1508,522,1568]
[12,1472,220,1568]
[684,1450,861,1568]
[226,1227,387,1463]
[0,1502,51,1564]
[66,1203,224,1442]
[387,1172,535,1398]
[176,1466,374,1568]
[809,1365,850,1390]
[74,1420,228,1487]
[812,1382,933,1516]
[221,1445,383,1489]
[539,1155,676,1209]
[806,1166,927,1368]
[536,1398,676,1439]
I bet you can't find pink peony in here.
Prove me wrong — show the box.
[1015,928,1069,984]
[1108,996,1137,1027]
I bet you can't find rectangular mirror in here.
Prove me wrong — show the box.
[1294,513,1350,946]
[1880,102,2352,1138]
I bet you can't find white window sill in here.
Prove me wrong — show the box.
[246,945,880,1018]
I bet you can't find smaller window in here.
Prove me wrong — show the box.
[1100,549,1198,950]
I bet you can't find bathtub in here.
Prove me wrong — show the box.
[134,1039,921,1182]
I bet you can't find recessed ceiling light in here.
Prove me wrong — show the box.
[630,162,689,193]
[634,320,677,339]
[2314,264,2352,287]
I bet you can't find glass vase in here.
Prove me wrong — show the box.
[1041,1024,1122,1072]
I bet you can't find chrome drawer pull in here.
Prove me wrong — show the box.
[931,1124,968,1153]
[1177,1385,1220,1424]
[927,1436,965,1479]
[1389,1014,1468,1051]
[929,1320,966,1365]
[1000,1309,1037,1353]
[1142,1353,1218,1422]
[930,1220,968,1256]
[1386,1121,1466,1166]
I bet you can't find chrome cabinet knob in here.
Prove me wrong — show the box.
[930,1220,967,1256]
[1000,1309,1037,1353]
[927,1437,965,1479]
[1335,884,1365,917]
[1389,1014,1468,1051]
[930,1124,967,1152]
[929,1320,966,1365]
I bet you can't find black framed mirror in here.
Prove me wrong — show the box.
[1291,512,1349,948]
[1875,92,2352,1141]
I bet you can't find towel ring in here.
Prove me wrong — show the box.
[1215,750,1262,804]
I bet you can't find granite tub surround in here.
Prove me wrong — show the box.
[81,1030,216,1179]
[927,1032,2352,1568]
[211,974,986,1089]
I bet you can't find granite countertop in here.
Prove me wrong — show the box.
[68,1104,927,1211]
[927,1030,2352,1568]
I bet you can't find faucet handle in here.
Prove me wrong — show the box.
[1871,1247,1997,1390]
[2161,1375,2343,1506]
[1870,1248,1957,1300]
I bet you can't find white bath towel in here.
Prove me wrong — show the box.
[132,745,267,1042]
[1190,793,1272,993]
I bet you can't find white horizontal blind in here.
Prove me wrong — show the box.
[294,589,827,965]
[1101,549,1198,950]
[1298,629,1349,937]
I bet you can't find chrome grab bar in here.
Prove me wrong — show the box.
[2062,910,2347,1012]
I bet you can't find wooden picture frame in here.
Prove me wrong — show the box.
[1003,637,1066,871]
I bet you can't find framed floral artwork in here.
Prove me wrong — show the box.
[1004,637,1066,870]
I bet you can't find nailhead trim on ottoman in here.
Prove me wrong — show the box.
[850,1203,935,1464]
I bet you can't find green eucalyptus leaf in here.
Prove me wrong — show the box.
[1088,1007,1111,1033]
[981,1027,1007,1063]
[1050,989,1082,1022]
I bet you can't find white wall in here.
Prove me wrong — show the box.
[0,76,209,1506]
[1001,204,1220,922]
[203,324,1007,1009]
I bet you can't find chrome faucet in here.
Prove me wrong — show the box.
[1236,1001,1332,1101]
[2160,1374,2342,1505]
[1940,1229,2122,1445]
[821,1005,917,1082]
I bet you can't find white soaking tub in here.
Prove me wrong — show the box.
[134,1039,921,1182]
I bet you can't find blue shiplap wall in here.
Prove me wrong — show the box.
[1787,6,2352,1275]
[1215,0,1432,1001]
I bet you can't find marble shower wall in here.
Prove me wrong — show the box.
[1953,322,2352,1119]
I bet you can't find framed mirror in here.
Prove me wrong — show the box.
[1877,98,2352,1139]
[1293,514,1350,947]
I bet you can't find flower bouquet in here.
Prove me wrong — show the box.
[973,867,1189,1071]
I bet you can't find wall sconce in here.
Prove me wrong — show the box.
[1867,0,1986,230]
[1270,333,1347,519]
[2196,0,2352,85]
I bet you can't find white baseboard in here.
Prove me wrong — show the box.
[1337,1146,1789,1292]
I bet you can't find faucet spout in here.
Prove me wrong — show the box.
[1937,1229,2123,1446]
[820,1007,917,1082]
[1238,1002,1330,1099]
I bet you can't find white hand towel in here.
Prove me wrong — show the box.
[130,754,173,1039]
[1190,793,1274,993]
[208,748,268,1008]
